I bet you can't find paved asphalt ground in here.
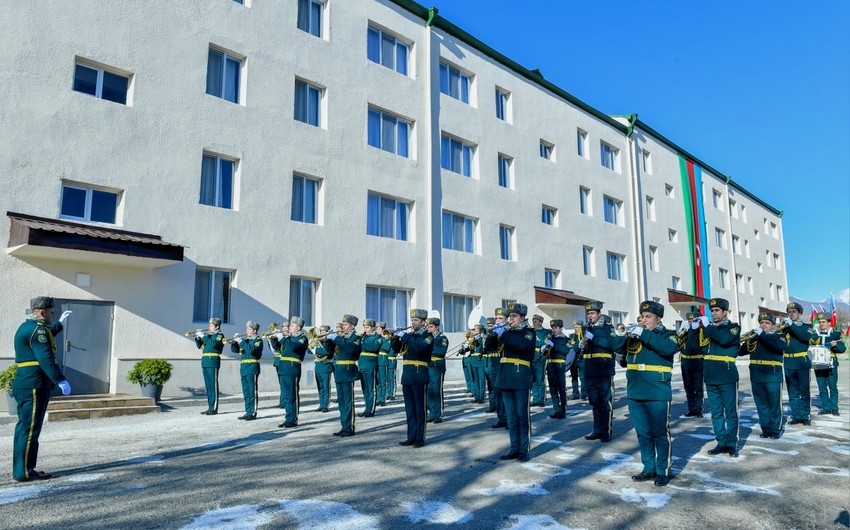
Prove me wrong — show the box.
[1,361,848,530]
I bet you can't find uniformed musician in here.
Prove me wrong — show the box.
[358,319,381,418]
[376,321,391,407]
[813,312,845,416]
[269,316,308,428]
[699,298,741,456]
[231,321,263,421]
[783,302,816,425]
[582,301,626,443]
[312,325,334,413]
[393,309,433,447]
[738,312,787,438]
[678,312,705,417]
[545,319,572,420]
[485,308,509,429]
[530,314,549,407]
[426,317,449,424]
[195,317,226,415]
[330,315,361,437]
[494,303,536,461]
[386,322,399,401]
[568,320,587,400]
[466,324,487,404]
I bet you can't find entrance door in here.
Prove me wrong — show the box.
[54,300,113,394]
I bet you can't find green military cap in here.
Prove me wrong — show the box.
[410,309,427,319]
[246,320,260,330]
[363,319,377,327]
[342,314,358,326]
[377,321,387,328]
[485,317,496,325]
[532,314,544,322]
[709,298,729,311]
[550,319,564,328]
[640,300,664,317]
[585,300,603,311]
[494,307,507,316]
[572,320,584,327]
[209,317,222,327]
[319,325,331,332]
[816,312,829,322]
[336,322,343,329]
[473,324,485,332]
[685,312,698,321]
[290,316,305,327]
[426,317,441,327]
[786,302,803,312]
[507,302,528,317]
[30,296,55,310]
[758,312,775,324]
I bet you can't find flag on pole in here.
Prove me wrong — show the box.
[810,305,818,327]
[829,294,838,329]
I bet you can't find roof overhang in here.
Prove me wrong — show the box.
[6,212,184,268]
[667,289,709,308]
[758,306,787,318]
[535,287,591,308]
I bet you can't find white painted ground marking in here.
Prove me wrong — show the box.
[617,487,672,508]
[597,453,638,476]
[827,444,850,456]
[531,435,563,445]
[453,412,489,422]
[690,453,748,464]
[276,499,380,529]
[556,446,578,461]
[671,471,779,495]
[125,455,165,465]
[685,433,717,440]
[503,514,586,530]
[522,462,572,477]
[67,473,104,482]
[181,504,275,530]
[479,480,548,496]
[799,466,850,477]
[0,484,51,506]
[744,446,799,455]
[402,500,473,524]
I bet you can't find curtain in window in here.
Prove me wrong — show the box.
[464,218,474,252]
[381,33,395,69]
[450,140,461,173]
[500,227,509,260]
[219,159,233,209]
[297,0,310,32]
[307,86,319,125]
[309,1,322,36]
[367,194,380,236]
[440,136,451,170]
[193,269,212,322]
[368,109,381,148]
[441,212,451,249]
[303,179,316,223]
[224,56,240,103]
[439,64,449,94]
[73,64,98,96]
[367,28,380,63]
[451,215,464,251]
[381,113,396,153]
[213,271,230,322]
[291,177,304,221]
[380,196,395,238]
[396,42,408,75]
[396,121,408,158]
[462,145,472,176]
[206,50,222,97]
[200,155,217,206]
[395,202,407,241]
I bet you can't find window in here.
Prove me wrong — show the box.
[649,246,659,272]
[645,196,655,221]
[764,218,770,232]
[200,154,235,209]
[498,154,512,188]
[719,268,729,289]
[755,228,760,240]
[712,189,723,209]
[672,276,681,290]
[770,222,778,239]
[367,26,409,75]
[744,239,750,258]
[747,276,753,294]
[60,184,120,224]
[291,174,318,224]
[441,135,474,177]
[544,269,559,289]
[736,274,745,294]
[442,211,475,253]
[442,294,479,332]
[603,196,622,226]
[606,252,625,281]
[439,62,470,103]
[668,229,678,243]
[193,268,231,323]
[294,79,322,126]
[582,246,594,276]
[501,299,517,308]
[715,227,726,249]
[73,61,130,105]
[609,311,628,326]
[641,149,652,174]
[367,193,409,241]
[366,286,411,329]
[757,262,763,273]
[579,186,592,215]
[499,224,514,261]
[741,204,748,223]
[665,184,675,198]
[777,285,784,302]
[368,108,411,158]
[766,250,773,267]
[206,48,241,104]
[774,253,781,270]
[769,282,775,300]
[495,88,510,122]
[539,140,554,160]
[600,142,619,171]
[577,129,588,158]
[297,0,324,38]
[541,205,556,226]
[289,277,316,326]
[732,235,741,255]
[730,199,738,218]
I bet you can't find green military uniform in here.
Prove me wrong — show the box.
[313,326,334,412]
[231,322,263,420]
[568,323,587,400]
[359,321,381,417]
[782,302,816,425]
[812,312,845,416]
[12,297,69,482]
[194,318,225,415]
[485,309,508,427]
[626,301,677,486]
[545,320,572,419]
[530,315,549,406]
[461,345,474,394]
[268,318,309,427]
[678,312,705,417]
[376,323,391,406]
[495,303,536,461]
[465,327,487,403]
[700,298,741,455]
[427,320,449,422]
[738,312,787,438]
[386,332,399,401]
[393,309,433,447]
[332,315,361,437]
[584,301,626,442]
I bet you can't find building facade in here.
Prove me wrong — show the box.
[0,0,788,397]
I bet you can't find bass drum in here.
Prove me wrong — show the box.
[807,346,832,370]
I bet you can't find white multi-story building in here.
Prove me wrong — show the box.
[0,0,788,397]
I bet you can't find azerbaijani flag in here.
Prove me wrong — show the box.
[679,156,710,314]
[830,294,838,329]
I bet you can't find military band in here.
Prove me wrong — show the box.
[699,298,741,456]
[268,316,308,428]
[568,320,587,400]
[195,317,225,415]
[376,322,391,407]
[813,312,845,415]
[545,319,571,420]
[530,315,548,407]
[783,302,816,425]
[312,325,335,412]
[426,317,449,423]
[738,312,787,438]
[358,319,381,418]
[678,312,704,418]
[394,309,433,447]
[582,301,626,443]
[485,309,508,428]
[231,321,263,421]
[494,303,536,461]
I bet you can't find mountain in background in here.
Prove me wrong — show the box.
[790,287,850,326]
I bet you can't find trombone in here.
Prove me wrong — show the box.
[183,329,209,337]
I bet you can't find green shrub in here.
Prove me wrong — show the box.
[126,359,173,386]
[0,364,16,394]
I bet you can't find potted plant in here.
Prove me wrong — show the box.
[126,359,173,401]
[0,364,17,415]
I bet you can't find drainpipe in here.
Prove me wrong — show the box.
[625,114,648,307]
[724,177,742,325]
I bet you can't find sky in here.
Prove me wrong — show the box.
[426,0,850,302]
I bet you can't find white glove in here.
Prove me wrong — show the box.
[585,331,594,341]
[232,333,242,343]
[678,322,689,333]
[691,321,700,330]
[494,325,506,337]
[57,380,71,396]
[754,328,763,336]
[626,324,638,334]
[545,339,554,348]
[195,331,204,339]
[699,316,710,327]
[628,326,644,338]
[785,317,792,325]
[393,330,406,337]
[275,332,284,340]
[326,333,338,341]
[59,310,73,325]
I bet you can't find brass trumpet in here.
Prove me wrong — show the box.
[184,329,209,337]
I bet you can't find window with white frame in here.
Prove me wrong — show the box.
[200,153,235,210]
[442,211,475,253]
[291,174,319,224]
[755,228,760,240]
[774,253,781,270]
[606,252,625,281]
[715,227,726,249]
[206,47,242,104]
[645,196,655,221]
[441,134,475,177]
[763,217,769,232]
[719,268,729,289]
[294,78,323,126]
[641,149,652,174]
[600,141,620,171]
[770,222,778,238]
[769,282,775,300]
[439,62,471,104]
[672,275,681,290]
[544,268,559,289]
[73,60,130,105]
[539,140,554,160]
[289,277,316,326]
[741,204,748,223]
[367,193,409,241]
[193,268,231,323]
[744,239,750,257]
[582,246,594,276]
[577,129,588,159]
[501,299,516,308]
[766,250,773,267]
[495,88,510,122]
[297,0,324,38]
[777,284,784,301]
[730,199,738,218]
[732,235,741,254]
[541,205,556,226]
[442,294,479,332]
[665,183,675,198]
[368,107,411,158]
[758,262,763,273]
[499,224,514,261]
[60,183,120,224]
[603,196,622,226]
[712,189,723,210]
[668,228,678,243]
[366,286,411,329]
[498,154,513,188]
[579,186,592,215]
[736,274,745,294]
[367,26,409,75]
[609,311,628,326]
[747,277,753,294]
[649,246,659,272]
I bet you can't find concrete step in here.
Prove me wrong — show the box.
[48,405,161,422]
[48,394,156,411]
